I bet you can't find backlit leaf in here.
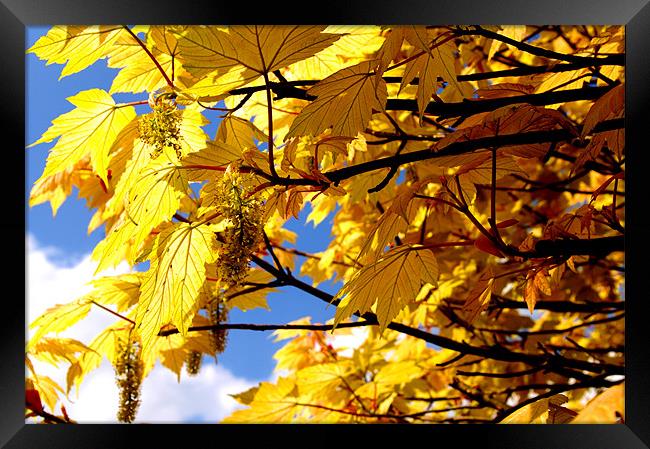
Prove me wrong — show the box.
[30,89,136,185]
[135,223,219,355]
[286,60,387,139]
[335,244,439,332]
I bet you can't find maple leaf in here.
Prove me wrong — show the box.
[499,394,570,423]
[175,26,340,99]
[400,26,472,117]
[29,89,136,185]
[334,244,439,332]
[435,103,576,159]
[571,383,624,423]
[135,222,219,356]
[286,60,388,139]
[28,25,124,78]
[462,268,495,324]
[107,26,184,94]
[221,377,299,423]
[28,299,93,349]
[126,147,189,244]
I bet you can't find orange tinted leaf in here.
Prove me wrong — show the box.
[462,268,494,323]
[474,234,504,258]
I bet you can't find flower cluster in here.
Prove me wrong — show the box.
[209,299,229,357]
[185,351,203,376]
[215,167,264,286]
[138,97,183,159]
[114,337,144,423]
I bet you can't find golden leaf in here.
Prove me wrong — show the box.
[334,244,439,332]
[28,25,124,78]
[286,60,387,139]
[30,89,136,185]
[135,223,219,356]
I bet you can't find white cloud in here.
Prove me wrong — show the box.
[26,234,259,423]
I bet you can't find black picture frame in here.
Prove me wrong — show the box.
[4,1,648,447]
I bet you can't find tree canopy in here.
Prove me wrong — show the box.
[26,25,625,424]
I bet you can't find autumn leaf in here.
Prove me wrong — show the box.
[401,26,472,117]
[572,383,624,424]
[499,394,570,424]
[462,268,495,324]
[135,222,219,355]
[334,244,439,332]
[176,26,340,99]
[221,377,299,423]
[107,26,183,94]
[435,104,576,159]
[28,299,93,349]
[29,89,136,185]
[126,147,189,243]
[25,24,627,425]
[286,60,387,139]
[28,25,124,78]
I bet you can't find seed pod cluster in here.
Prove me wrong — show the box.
[138,97,183,159]
[209,299,229,357]
[114,337,144,423]
[185,351,203,376]
[216,167,264,286]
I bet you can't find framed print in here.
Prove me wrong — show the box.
[3,0,649,447]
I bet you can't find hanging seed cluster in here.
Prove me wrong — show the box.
[138,98,183,159]
[209,299,229,357]
[215,167,264,286]
[114,338,144,423]
[185,351,203,376]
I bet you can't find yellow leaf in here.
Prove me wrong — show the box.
[227,26,342,74]
[107,26,184,94]
[126,147,188,241]
[158,334,191,381]
[488,25,527,60]
[225,269,275,311]
[27,25,124,78]
[289,26,384,80]
[103,123,152,218]
[296,361,352,400]
[377,27,405,74]
[533,269,552,296]
[69,325,126,392]
[180,140,242,181]
[216,116,267,151]
[30,89,136,185]
[534,66,589,94]
[222,376,298,423]
[28,165,78,216]
[30,337,94,367]
[286,60,387,139]
[582,84,624,137]
[230,385,259,405]
[462,268,495,324]
[30,375,66,412]
[175,26,340,98]
[572,383,624,424]
[373,360,423,386]
[500,394,569,423]
[28,299,93,348]
[334,244,439,332]
[89,273,143,312]
[91,215,138,273]
[524,271,538,314]
[135,223,219,356]
[357,186,418,262]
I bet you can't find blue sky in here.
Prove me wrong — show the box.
[26,26,343,422]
